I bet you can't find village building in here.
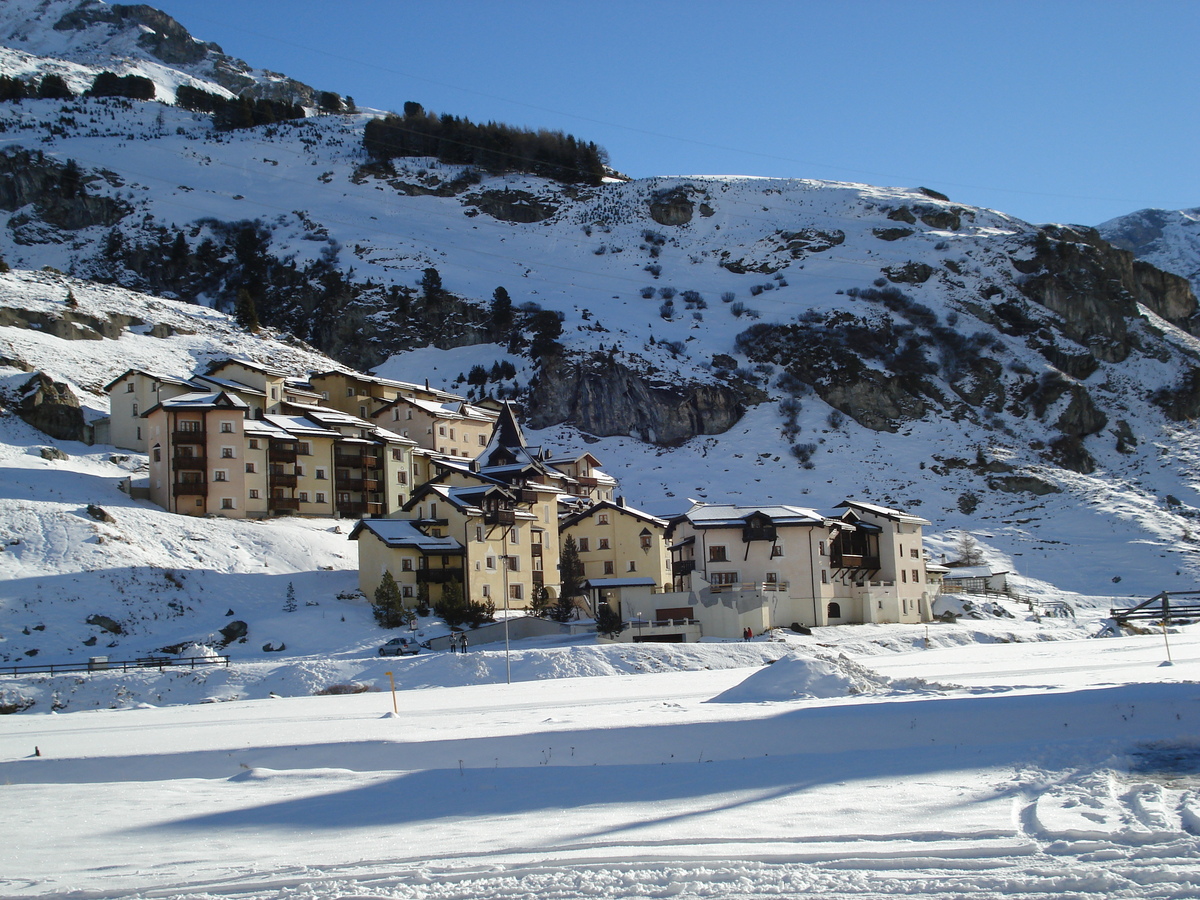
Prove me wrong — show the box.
[102,369,200,451]
[144,390,415,520]
[309,369,499,458]
[598,499,934,642]
[560,499,672,615]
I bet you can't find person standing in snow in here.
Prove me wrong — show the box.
[448,633,457,654]
[459,633,468,653]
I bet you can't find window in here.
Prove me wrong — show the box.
[510,584,523,601]
[221,447,235,458]
[346,387,355,397]
[316,493,326,504]
[770,545,784,558]
[598,538,610,550]
[397,471,408,484]
[321,391,329,401]
[295,465,304,477]
[136,426,142,441]
[249,439,259,450]
[506,557,519,572]
[406,409,413,420]
[827,601,841,618]
[479,434,486,446]
[360,406,367,418]
[220,422,233,433]
[901,570,907,583]
[298,442,311,456]
[299,492,309,503]
[475,527,483,542]
[911,548,920,559]
[245,462,255,474]
[402,558,413,571]
[640,534,652,550]
[818,540,826,556]
[438,425,446,436]
[486,556,496,570]
[709,545,727,562]
[271,387,278,400]
[627,561,637,572]
[392,449,403,461]
[766,572,778,584]
[179,419,201,432]
[821,570,828,584]
[597,513,609,525]
[221,498,234,510]
[510,529,519,545]
[402,586,413,598]
[449,428,455,440]
[249,489,259,499]
[913,569,920,583]
[316,468,327,480]
[578,537,590,552]
[710,572,739,586]
[603,561,615,575]
[482,584,490,598]
[213,470,228,482]
[152,445,161,463]
[126,383,135,393]
[131,402,139,417]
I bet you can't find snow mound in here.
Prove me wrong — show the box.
[709,651,928,703]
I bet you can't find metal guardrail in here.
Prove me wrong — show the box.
[0,655,231,677]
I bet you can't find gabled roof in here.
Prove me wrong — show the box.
[261,414,341,439]
[103,368,197,393]
[192,373,267,397]
[147,390,250,414]
[560,499,668,530]
[835,499,931,526]
[205,357,292,378]
[683,502,830,528]
[348,519,464,553]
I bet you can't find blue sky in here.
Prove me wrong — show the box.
[150,0,1198,226]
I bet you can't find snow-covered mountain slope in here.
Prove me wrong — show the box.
[1098,206,1200,295]
[0,0,1199,615]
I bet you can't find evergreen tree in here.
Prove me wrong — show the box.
[420,267,443,299]
[416,581,431,617]
[64,289,78,309]
[235,288,260,332]
[284,582,297,613]
[372,570,406,628]
[595,603,623,639]
[490,286,513,332]
[434,578,468,627]
[529,584,552,618]
[552,536,583,623]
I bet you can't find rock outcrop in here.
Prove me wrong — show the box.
[17,372,86,442]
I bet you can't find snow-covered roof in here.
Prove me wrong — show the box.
[262,414,341,439]
[192,374,266,397]
[582,577,657,589]
[685,503,829,528]
[103,368,197,392]
[154,390,249,410]
[836,500,931,527]
[348,519,464,553]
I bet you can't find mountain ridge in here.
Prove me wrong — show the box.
[0,0,1199,607]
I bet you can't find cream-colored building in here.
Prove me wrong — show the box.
[622,500,935,641]
[103,369,199,451]
[560,500,671,610]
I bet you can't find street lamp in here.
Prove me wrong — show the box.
[635,611,643,642]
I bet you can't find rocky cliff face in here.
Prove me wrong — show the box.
[526,352,762,445]
[1097,207,1200,297]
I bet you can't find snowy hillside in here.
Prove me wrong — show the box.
[1099,206,1200,295]
[0,0,1199,619]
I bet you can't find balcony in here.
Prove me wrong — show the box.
[340,478,365,492]
[672,559,696,576]
[334,453,364,469]
[269,472,298,487]
[831,553,881,570]
[270,497,301,511]
[530,544,543,557]
[173,481,207,496]
[337,501,367,518]
[514,488,541,504]
[172,455,206,470]
[366,501,385,516]
[484,508,516,526]
[531,571,544,587]
[742,526,777,543]
[577,475,599,487]
[172,429,206,443]
[269,448,298,463]
[416,567,465,584]
[363,477,381,492]
[361,453,380,470]
[708,580,790,594]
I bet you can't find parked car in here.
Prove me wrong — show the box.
[378,637,420,656]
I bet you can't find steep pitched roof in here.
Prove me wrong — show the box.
[348,519,464,553]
